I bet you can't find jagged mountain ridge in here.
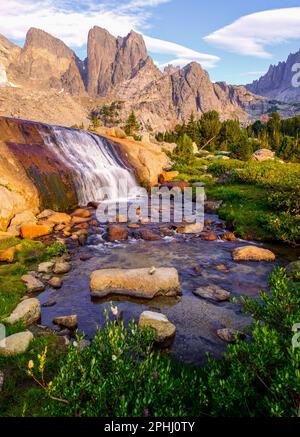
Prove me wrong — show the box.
[0,26,296,130]
[246,49,300,103]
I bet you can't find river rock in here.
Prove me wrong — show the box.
[0,246,15,263]
[10,211,37,227]
[20,224,52,239]
[217,328,244,343]
[193,285,230,302]
[232,246,275,262]
[72,208,92,218]
[21,274,45,293]
[53,261,71,275]
[38,261,54,274]
[0,331,34,356]
[53,315,78,330]
[48,277,63,289]
[204,232,218,241]
[222,233,238,241]
[48,212,71,224]
[177,223,203,234]
[138,311,176,346]
[4,298,41,325]
[107,225,128,241]
[139,229,161,241]
[90,268,181,299]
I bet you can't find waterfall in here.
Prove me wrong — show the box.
[41,127,138,206]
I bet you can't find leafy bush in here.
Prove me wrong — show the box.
[28,270,300,417]
[207,159,246,177]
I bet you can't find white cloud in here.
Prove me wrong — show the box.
[0,0,219,69]
[204,7,300,58]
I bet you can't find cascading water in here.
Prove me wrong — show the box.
[41,127,138,205]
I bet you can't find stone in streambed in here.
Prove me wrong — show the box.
[90,268,181,299]
[0,331,34,356]
[48,277,63,289]
[204,232,218,241]
[21,274,45,293]
[47,212,71,224]
[38,261,54,274]
[177,223,203,234]
[107,225,128,241]
[232,246,275,262]
[139,229,161,241]
[138,311,176,346]
[53,261,71,274]
[72,208,92,218]
[3,298,40,325]
[193,285,230,302]
[53,315,78,330]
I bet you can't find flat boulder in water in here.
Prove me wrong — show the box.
[232,246,275,262]
[90,268,181,299]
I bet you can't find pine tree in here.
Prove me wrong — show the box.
[173,134,195,164]
[124,111,140,136]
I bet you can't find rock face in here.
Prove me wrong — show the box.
[138,311,176,346]
[90,268,181,299]
[87,27,148,96]
[8,28,85,95]
[246,49,300,103]
[4,298,41,325]
[232,246,276,262]
[0,331,33,356]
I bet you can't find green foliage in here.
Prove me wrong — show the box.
[44,310,207,417]
[90,101,124,127]
[198,110,221,152]
[124,111,140,136]
[172,134,195,165]
[229,132,253,161]
[218,119,242,151]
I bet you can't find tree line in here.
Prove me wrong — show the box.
[156,111,300,163]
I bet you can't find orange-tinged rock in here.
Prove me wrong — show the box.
[48,212,71,224]
[158,171,179,184]
[0,246,16,263]
[72,208,91,218]
[20,224,52,239]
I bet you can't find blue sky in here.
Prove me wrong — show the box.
[1,0,300,84]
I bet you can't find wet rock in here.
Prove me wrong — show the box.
[204,232,218,241]
[0,331,34,356]
[139,311,176,346]
[107,225,128,241]
[139,229,161,241]
[217,328,245,343]
[20,224,52,239]
[232,246,275,262]
[222,233,238,242]
[177,223,203,234]
[48,277,63,289]
[193,285,230,302]
[204,201,223,213]
[4,298,41,325]
[53,261,71,274]
[90,268,181,299]
[0,246,15,263]
[72,208,92,218]
[48,212,71,224]
[42,299,57,308]
[21,274,45,293]
[53,315,78,330]
[38,261,54,274]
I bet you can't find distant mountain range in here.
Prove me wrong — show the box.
[0,27,300,130]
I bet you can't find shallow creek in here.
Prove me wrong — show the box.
[38,213,299,364]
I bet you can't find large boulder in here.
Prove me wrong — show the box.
[90,267,181,299]
[20,224,52,239]
[252,149,275,162]
[53,261,71,275]
[3,298,41,325]
[138,311,176,346]
[232,246,275,262]
[0,331,34,356]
